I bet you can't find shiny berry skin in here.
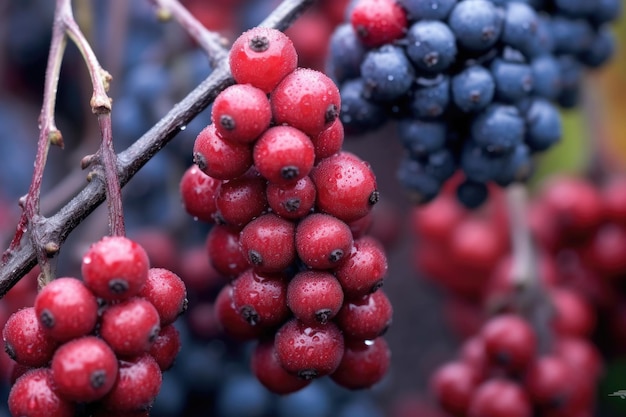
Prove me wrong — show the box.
[481,314,537,374]
[51,336,119,402]
[350,0,408,48]
[310,151,379,223]
[138,268,188,326]
[231,269,290,328]
[554,336,603,380]
[295,213,354,269]
[312,118,344,163]
[239,213,297,273]
[274,318,345,380]
[287,271,344,324]
[229,27,298,93]
[253,126,316,185]
[334,236,388,300]
[192,124,253,180]
[271,68,341,137]
[3,306,59,367]
[99,297,161,357]
[81,236,150,301]
[335,289,393,340]
[214,172,268,227]
[430,360,481,417]
[549,288,596,338]
[211,84,272,144]
[330,337,391,390]
[251,338,311,395]
[468,379,532,417]
[205,224,249,279]
[148,324,181,371]
[523,355,573,409]
[214,284,264,341]
[8,368,75,417]
[100,353,162,412]
[179,164,220,223]
[266,176,316,220]
[34,277,99,342]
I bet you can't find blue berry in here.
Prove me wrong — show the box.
[397,156,442,204]
[531,55,562,100]
[522,98,562,152]
[501,2,540,58]
[456,179,489,209]
[405,20,457,74]
[328,23,366,84]
[410,75,451,118]
[397,0,458,21]
[551,16,594,55]
[554,0,596,18]
[460,140,510,183]
[579,26,616,68]
[492,143,534,186]
[592,0,623,24]
[360,44,415,102]
[556,55,584,108]
[490,58,533,103]
[448,0,503,52]
[397,119,447,157]
[339,78,388,135]
[471,104,525,155]
[424,148,457,182]
[451,65,495,113]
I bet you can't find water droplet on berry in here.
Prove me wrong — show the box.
[364,339,375,346]
[83,256,92,265]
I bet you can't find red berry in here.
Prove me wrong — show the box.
[411,194,465,245]
[51,336,119,402]
[549,288,596,338]
[601,175,626,226]
[523,355,573,409]
[310,151,379,223]
[138,268,188,326]
[205,224,250,279]
[274,318,345,380]
[192,124,253,180]
[481,314,537,374]
[229,27,298,93]
[448,217,507,274]
[295,213,354,269]
[214,284,264,341]
[81,236,150,301]
[179,164,220,223]
[148,324,181,371]
[34,277,99,342]
[312,117,344,163]
[271,68,341,137]
[287,270,344,324]
[334,236,388,300]
[9,368,75,417]
[239,213,297,273]
[214,171,268,227]
[553,336,603,380]
[581,223,626,279]
[459,336,490,380]
[335,289,393,340]
[330,337,390,390]
[99,297,161,357]
[251,338,311,395]
[231,269,290,328]
[468,378,532,417]
[266,175,317,220]
[3,307,58,367]
[100,353,162,412]
[178,245,226,293]
[253,126,316,185]
[350,0,408,47]
[430,360,481,417]
[211,84,272,144]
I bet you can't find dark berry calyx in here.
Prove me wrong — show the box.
[108,278,129,294]
[368,190,380,205]
[284,198,301,212]
[240,305,260,326]
[370,280,384,294]
[249,35,270,52]
[39,310,55,328]
[329,249,344,263]
[298,369,318,380]
[4,342,15,360]
[192,152,207,171]
[90,369,107,389]
[315,309,332,324]
[325,104,339,124]
[248,250,263,266]
[281,166,300,180]
[148,325,161,344]
[219,114,236,131]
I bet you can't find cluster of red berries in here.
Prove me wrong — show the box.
[180,27,392,394]
[2,235,187,416]
[431,313,602,417]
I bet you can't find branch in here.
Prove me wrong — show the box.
[0,0,317,297]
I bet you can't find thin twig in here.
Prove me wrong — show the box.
[0,0,317,297]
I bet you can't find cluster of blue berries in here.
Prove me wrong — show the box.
[327,0,621,208]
